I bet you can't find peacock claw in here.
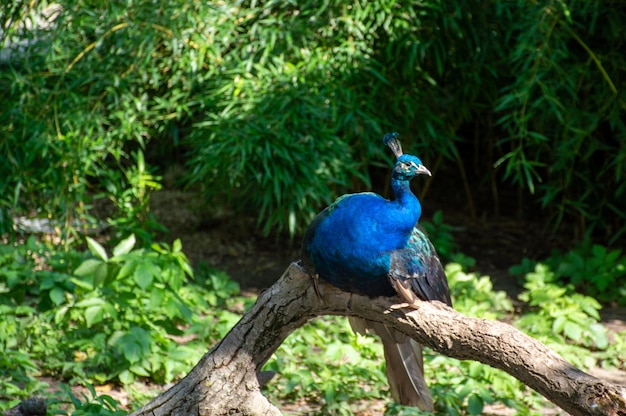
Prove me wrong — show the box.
[389,301,422,311]
[406,301,423,310]
[387,302,412,311]
[312,273,323,301]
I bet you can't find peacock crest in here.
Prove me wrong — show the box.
[383,132,403,158]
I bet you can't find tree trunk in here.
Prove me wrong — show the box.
[130,263,626,416]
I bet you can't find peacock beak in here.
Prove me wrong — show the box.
[416,164,432,176]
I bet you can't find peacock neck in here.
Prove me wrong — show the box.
[391,178,422,223]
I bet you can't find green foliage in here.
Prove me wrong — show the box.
[49,235,203,385]
[425,355,548,416]
[0,235,244,400]
[49,383,126,416]
[514,263,609,369]
[193,261,243,308]
[1,0,164,241]
[446,263,513,319]
[0,306,51,409]
[264,317,388,413]
[220,0,625,241]
[552,242,626,304]
[597,330,626,371]
[181,0,480,235]
[494,2,626,241]
[0,236,39,305]
[513,241,626,304]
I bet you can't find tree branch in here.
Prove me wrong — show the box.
[131,263,626,416]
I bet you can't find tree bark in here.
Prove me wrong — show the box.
[131,262,626,416]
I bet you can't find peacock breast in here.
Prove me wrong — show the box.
[306,193,418,297]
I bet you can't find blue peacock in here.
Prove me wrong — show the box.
[301,132,451,411]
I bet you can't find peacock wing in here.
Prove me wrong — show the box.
[388,226,452,307]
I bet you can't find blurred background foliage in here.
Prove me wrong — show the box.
[1,0,625,241]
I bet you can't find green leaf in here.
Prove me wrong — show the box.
[165,297,183,319]
[129,364,150,377]
[134,264,154,290]
[85,304,104,327]
[468,361,483,378]
[49,286,65,305]
[94,263,109,287]
[40,275,56,290]
[149,287,165,309]
[122,341,142,364]
[117,260,137,280]
[74,297,106,308]
[74,259,102,277]
[591,244,606,258]
[467,394,484,415]
[606,249,622,263]
[552,315,567,334]
[579,301,601,320]
[104,263,121,286]
[590,323,609,350]
[179,258,194,279]
[113,234,136,257]
[54,305,69,324]
[172,238,182,253]
[69,276,92,290]
[86,237,108,261]
[103,301,119,320]
[118,369,135,384]
[563,321,583,341]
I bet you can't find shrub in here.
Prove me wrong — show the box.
[0,235,241,389]
[513,241,626,305]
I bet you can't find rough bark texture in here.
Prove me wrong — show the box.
[131,262,626,416]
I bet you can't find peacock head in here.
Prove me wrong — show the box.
[383,132,432,180]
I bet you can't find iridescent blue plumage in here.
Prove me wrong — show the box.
[301,132,451,410]
[302,133,450,304]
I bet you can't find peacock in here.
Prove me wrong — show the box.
[301,132,451,411]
